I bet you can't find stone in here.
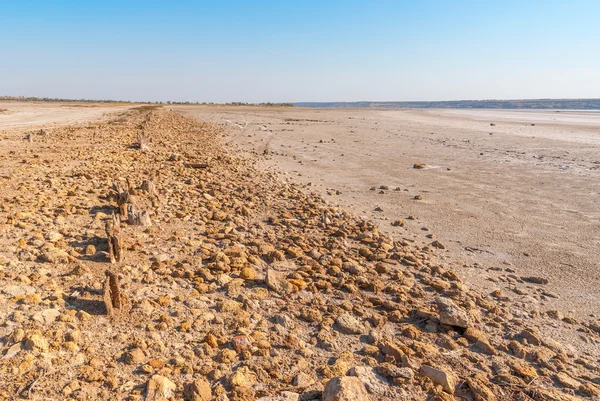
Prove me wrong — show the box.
[293,372,315,388]
[436,297,469,328]
[419,365,456,394]
[32,308,61,325]
[239,267,257,280]
[231,335,252,352]
[348,366,390,395]
[335,314,365,335]
[2,284,35,297]
[2,343,22,359]
[580,383,600,397]
[229,366,257,388]
[146,375,176,401]
[266,268,292,294]
[323,376,370,401]
[467,376,496,401]
[125,348,146,365]
[24,332,49,352]
[554,372,580,389]
[375,363,413,380]
[379,341,405,362]
[184,377,212,401]
[256,392,300,401]
[85,244,96,255]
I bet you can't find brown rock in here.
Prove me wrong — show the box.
[335,314,365,335]
[467,376,496,401]
[266,268,292,294]
[125,348,145,365]
[146,375,176,401]
[419,365,456,394]
[323,376,370,401]
[184,377,212,401]
[436,297,469,328]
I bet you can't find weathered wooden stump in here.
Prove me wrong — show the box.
[111,181,131,216]
[141,179,156,196]
[103,270,128,317]
[127,204,152,226]
[138,132,149,152]
[105,213,122,264]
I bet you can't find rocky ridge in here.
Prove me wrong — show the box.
[0,107,599,400]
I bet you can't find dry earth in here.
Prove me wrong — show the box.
[178,106,600,332]
[0,102,131,130]
[0,104,599,401]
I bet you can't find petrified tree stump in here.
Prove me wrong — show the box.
[127,204,152,226]
[141,179,156,196]
[138,132,149,152]
[103,270,128,317]
[111,181,131,216]
[105,213,122,264]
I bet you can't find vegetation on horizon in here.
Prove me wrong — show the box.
[0,96,293,107]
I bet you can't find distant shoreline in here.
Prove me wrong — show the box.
[2,96,600,110]
[293,99,600,110]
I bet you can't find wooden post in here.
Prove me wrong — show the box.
[141,179,156,196]
[127,204,152,226]
[104,270,128,317]
[138,132,149,152]
[105,213,122,264]
[111,181,131,216]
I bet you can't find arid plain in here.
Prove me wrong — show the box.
[178,106,600,316]
[178,105,600,352]
[1,102,600,400]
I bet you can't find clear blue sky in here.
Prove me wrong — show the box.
[1,0,598,102]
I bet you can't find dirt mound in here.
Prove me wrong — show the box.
[0,109,598,400]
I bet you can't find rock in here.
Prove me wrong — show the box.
[239,267,257,280]
[229,366,257,388]
[509,360,537,381]
[266,268,292,294]
[522,276,549,285]
[580,383,600,397]
[2,343,22,359]
[40,249,71,263]
[293,372,315,388]
[467,376,496,401]
[375,364,413,380]
[218,299,242,313]
[413,163,426,169]
[335,314,365,335]
[32,308,61,325]
[379,341,405,362]
[323,376,370,401]
[419,365,456,394]
[256,392,300,401]
[184,377,212,401]
[554,372,580,389]
[24,331,49,352]
[85,244,96,255]
[436,297,469,328]
[2,284,35,297]
[348,366,390,395]
[146,375,176,401]
[125,348,146,365]
[231,335,252,352]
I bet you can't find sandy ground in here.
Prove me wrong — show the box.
[177,106,600,327]
[0,102,131,130]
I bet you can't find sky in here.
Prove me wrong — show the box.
[1,0,599,103]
